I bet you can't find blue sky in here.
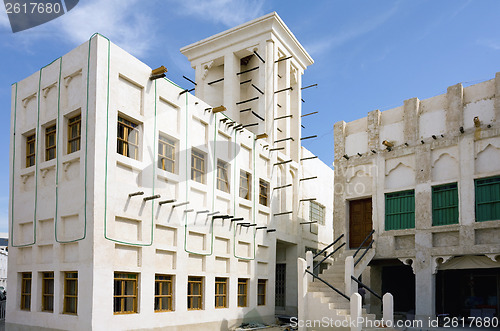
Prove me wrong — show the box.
[1,0,499,233]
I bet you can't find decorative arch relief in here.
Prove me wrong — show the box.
[475,143,500,174]
[432,255,453,274]
[432,152,459,181]
[385,161,415,189]
[398,257,416,274]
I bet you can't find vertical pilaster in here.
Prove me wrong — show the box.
[194,63,205,100]
[446,83,464,131]
[495,72,500,122]
[334,121,346,161]
[265,40,275,141]
[415,145,432,229]
[367,109,381,150]
[223,52,239,112]
[403,97,419,144]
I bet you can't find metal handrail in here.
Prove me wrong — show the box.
[313,242,346,270]
[305,269,350,301]
[313,233,344,259]
[352,230,375,259]
[351,275,382,300]
[354,240,374,267]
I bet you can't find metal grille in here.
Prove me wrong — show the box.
[275,264,286,308]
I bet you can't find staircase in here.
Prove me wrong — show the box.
[298,232,387,331]
[307,250,377,323]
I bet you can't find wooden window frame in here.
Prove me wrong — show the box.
[385,190,415,230]
[257,279,267,306]
[237,278,248,307]
[216,159,230,193]
[41,271,54,312]
[215,277,228,309]
[432,182,459,226]
[67,114,81,154]
[239,170,251,200]
[158,135,176,173]
[20,272,32,311]
[26,133,36,168]
[117,116,140,160]
[259,179,269,206]
[310,201,325,225]
[191,150,206,184]
[155,274,173,312]
[113,272,138,314]
[187,276,203,310]
[475,176,500,222]
[45,125,56,161]
[63,271,78,315]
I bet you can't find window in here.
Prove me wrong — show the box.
[237,278,248,307]
[158,135,176,173]
[117,116,139,160]
[26,133,36,167]
[217,160,230,193]
[191,150,205,184]
[155,274,173,312]
[257,279,267,306]
[41,272,54,312]
[259,179,269,206]
[67,114,81,154]
[432,183,459,226]
[310,201,325,225]
[45,125,56,161]
[385,190,415,230]
[215,277,228,308]
[63,272,78,315]
[114,272,138,314]
[240,170,251,200]
[20,272,31,311]
[187,276,203,310]
[475,176,500,222]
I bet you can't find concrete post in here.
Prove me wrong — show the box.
[306,251,313,284]
[350,293,362,331]
[383,293,394,326]
[297,258,308,331]
[345,256,357,296]
[415,265,436,322]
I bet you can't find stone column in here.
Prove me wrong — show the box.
[265,39,275,141]
[414,233,435,322]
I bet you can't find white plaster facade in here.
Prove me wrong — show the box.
[334,76,500,322]
[8,13,334,330]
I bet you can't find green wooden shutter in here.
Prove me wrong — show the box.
[432,183,459,226]
[475,176,500,222]
[385,190,415,230]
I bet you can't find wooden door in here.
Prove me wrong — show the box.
[349,198,373,249]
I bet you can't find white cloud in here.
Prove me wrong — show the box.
[0,7,10,29]
[57,0,155,57]
[305,4,399,56]
[168,0,265,27]
[477,39,500,50]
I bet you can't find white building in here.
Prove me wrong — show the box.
[8,13,334,330]
[333,76,500,321]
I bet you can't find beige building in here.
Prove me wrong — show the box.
[333,75,500,321]
[7,13,335,330]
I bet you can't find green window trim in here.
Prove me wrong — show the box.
[475,176,500,222]
[432,183,459,226]
[385,190,415,230]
